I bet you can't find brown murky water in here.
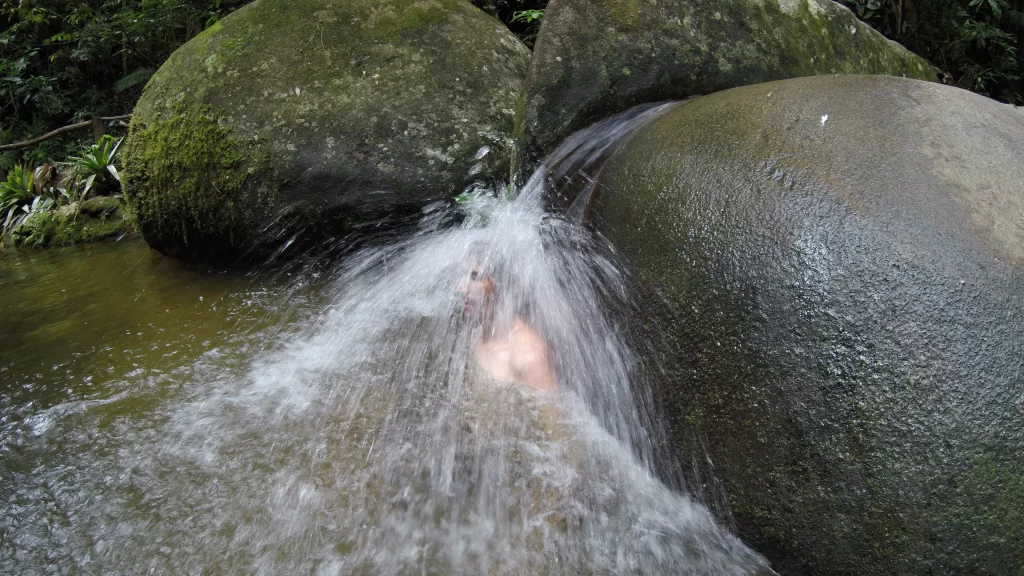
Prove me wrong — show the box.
[0,103,771,575]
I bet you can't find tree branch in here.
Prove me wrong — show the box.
[0,115,132,152]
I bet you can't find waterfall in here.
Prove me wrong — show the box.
[0,105,772,575]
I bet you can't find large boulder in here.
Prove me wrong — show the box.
[516,0,937,169]
[123,0,530,264]
[592,75,1024,575]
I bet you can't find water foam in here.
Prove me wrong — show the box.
[2,105,773,575]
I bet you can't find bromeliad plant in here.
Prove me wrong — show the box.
[0,161,52,233]
[11,195,56,247]
[67,135,121,199]
[1,162,79,243]
[0,164,36,216]
[1,135,126,246]
[1,165,57,241]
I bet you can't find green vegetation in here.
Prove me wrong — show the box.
[0,0,251,248]
[0,0,253,171]
[471,0,546,46]
[509,8,544,45]
[511,8,544,23]
[840,0,1023,102]
[0,165,38,216]
[68,135,122,198]
[1,138,127,248]
[121,99,249,247]
[2,164,55,242]
[0,0,1019,250]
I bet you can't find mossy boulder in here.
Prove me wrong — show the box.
[123,0,531,265]
[592,76,1024,575]
[516,0,937,169]
[11,199,127,248]
[78,196,122,218]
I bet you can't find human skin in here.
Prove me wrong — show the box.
[457,265,557,393]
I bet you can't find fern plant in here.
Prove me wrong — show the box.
[114,67,154,93]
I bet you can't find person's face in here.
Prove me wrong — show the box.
[457,262,495,316]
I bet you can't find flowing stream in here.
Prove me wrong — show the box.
[1,107,771,575]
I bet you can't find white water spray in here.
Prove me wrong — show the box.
[1,105,773,575]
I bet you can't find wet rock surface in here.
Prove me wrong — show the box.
[517,0,937,169]
[593,75,1024,576]
[123,0,530,265]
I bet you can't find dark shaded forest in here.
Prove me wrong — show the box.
[1,0,1021,170]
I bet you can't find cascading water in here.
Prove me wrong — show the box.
[1,105,772,575]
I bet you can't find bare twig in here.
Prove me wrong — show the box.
[0,115,133,152]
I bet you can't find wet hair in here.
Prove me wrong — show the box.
[461,241,534,321]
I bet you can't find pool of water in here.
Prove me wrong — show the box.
[0,239,329,572]
[0,104,771,575]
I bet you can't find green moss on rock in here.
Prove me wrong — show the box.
[122,100,254,252]
[78,196,122,218]
[517,0,937,168]
[123,0,531,265]
[8,200,127,248]
[50,212,127,246]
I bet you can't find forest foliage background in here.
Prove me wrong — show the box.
[1,0,1022,170]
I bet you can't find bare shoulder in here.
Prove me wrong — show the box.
[511,318,557,392]
[511,318,548,355]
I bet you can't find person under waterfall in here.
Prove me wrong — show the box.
[457,256,557,393]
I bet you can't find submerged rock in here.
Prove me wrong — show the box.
[123,0,530,265]
[516,0,937,168]
[593,75,1024,575]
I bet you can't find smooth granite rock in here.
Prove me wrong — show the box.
[517,0,936,169]
[594,75,1024,576]
[123,0,530,264]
